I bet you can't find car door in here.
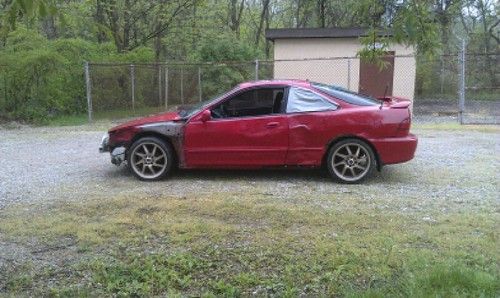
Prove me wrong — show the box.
[285,87,339,166]
[183,86,289,167]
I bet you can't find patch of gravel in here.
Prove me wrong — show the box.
[0,123,498,214]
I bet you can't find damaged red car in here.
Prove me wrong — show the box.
[99,80,417,183]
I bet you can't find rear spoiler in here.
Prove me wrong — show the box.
[377,96,411,109]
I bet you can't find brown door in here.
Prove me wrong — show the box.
[359,52,395,98]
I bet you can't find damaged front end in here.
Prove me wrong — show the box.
[99,132,126,166]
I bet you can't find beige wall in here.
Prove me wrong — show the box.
[273,38,416,100]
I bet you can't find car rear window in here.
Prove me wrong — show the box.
[312,82,380,106]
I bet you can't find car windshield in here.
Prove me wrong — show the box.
[312,82,380,106]
[177,89,234,118]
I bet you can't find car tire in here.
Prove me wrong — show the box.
[127,137,174,181]
[327,139,376,184]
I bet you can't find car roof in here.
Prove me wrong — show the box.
[237,79,311,89]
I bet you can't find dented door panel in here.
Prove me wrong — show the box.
[285,109,382,166]
[183,115,289,167]
[286,112,332,166]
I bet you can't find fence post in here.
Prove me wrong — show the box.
[198,66,202,102]
[255,59,259,80]
[458,39,466,124]
[3,69,6,107]
[180,68,184,104]
[158,65,162,108]
[440,59,445,95]
[347,58,351,91]
[164,66,169,110]
[84,61,92,123]
[130,64,135,115]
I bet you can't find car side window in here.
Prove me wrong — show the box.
[211,88,285,119]
[286,87,338,113]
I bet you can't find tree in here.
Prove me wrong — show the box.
[228,0,246,38]
[1,0,58,37]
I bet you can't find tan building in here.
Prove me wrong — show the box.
[265,28,416,100]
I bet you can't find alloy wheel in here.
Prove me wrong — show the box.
[130,142,168,179]
[331,142,371,182]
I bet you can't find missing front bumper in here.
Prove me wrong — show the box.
[110,147,126,166]
[98,133,126,166]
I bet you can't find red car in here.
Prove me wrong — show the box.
[99,80,417,183]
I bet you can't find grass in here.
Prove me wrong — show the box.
[45,106,167,126]
[0,193,498,297]
[413,122,500,132]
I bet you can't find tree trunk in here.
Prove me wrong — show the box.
[478,0,497,87]
[265,1,271,59]
[317,0,326,28]
[42,15,58,39]
[229,0,245,38]
[123,0,132,50]
[255,0,270,47]
[104,0,124,52]
[295,0,301,28]
[95,0,107,43]
[154,22,163,61]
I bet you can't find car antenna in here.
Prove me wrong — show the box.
[380,85,388,110]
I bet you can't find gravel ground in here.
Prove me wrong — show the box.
[0,121,498,294]
[0,121,498,213]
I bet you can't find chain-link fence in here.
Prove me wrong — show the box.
[463,53,499,124]
[85,61,268,120]
[0,50,497,124]
[84,52,499,124]
[412,55,461,122]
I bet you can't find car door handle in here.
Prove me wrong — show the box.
[266,122,279,128]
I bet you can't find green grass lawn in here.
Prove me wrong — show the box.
[413,122,500,132]
[0,192,498,297]
[46,106,169,126]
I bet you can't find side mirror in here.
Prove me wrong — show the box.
[200,109,211,122]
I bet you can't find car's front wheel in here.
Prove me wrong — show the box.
[327,139,376,183]
[128,137,174,181]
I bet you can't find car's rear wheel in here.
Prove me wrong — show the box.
[327,139,375,183]
[128,137,173,181]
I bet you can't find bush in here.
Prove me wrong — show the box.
[193,34,258,98]
[0,29,86,122]
[0,28,155,123]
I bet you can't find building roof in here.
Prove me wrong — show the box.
[265,27,393,41]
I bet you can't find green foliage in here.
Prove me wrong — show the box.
[346,263,499,297]
[391,0,440,57]
[5,273,33,292]
[88,253,202,296]
[194,34,257,63]
[357,0,440,64]
[0,29,75,122]
[1,0,58,34]
[358,28,392,67]
[209,280,241,297]
[193,34,258,98]
[0,0,497,123]
[0,28,155,123]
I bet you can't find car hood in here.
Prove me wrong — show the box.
[109,111,181,132]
